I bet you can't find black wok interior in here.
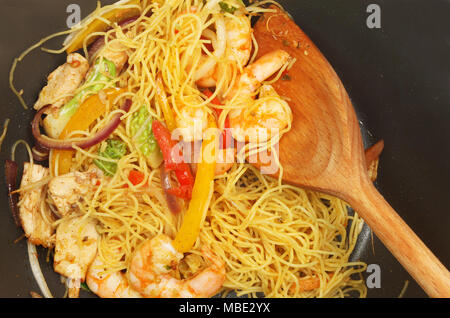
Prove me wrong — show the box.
[0,0,448,298]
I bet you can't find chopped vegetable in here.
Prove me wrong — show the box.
[152,121,195,199]
[219,1,237,14]
[200,35,214,52]
[130,105,163,169]
[160,167,182,214]
[62,58,117,117]
[88,16,139,61]
[203,88,222,106]
[128,170,145,186]
[94,139,127,176]
[33,99,132,151]
[80,282,92,293]
[43,57,117,138]
[5,159,20,227]
[172,118,217,253]
[32,145,49,162]
[66,0,141,53]
[52,88,126,175]
[155,74,177,132]
[27,241,53,298]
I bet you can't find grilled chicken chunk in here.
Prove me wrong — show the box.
[33,53,89,110]
[96,41,129,73]
[18,163,55,248]
[47,169,101,218]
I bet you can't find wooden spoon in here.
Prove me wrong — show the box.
[252,6,450,297]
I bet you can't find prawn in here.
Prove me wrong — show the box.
[54,216,99,298]
[174,96,210,142]
[226,49,293,142]
[196,14,253,88]
[86,254,142,298]
[128,234,225,298]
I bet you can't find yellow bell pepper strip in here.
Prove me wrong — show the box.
[155,74,177,132]
[51,88,126,175]
[172,119,218,253]
[66,0,141,53]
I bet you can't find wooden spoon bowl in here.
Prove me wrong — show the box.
[252,6,450,297]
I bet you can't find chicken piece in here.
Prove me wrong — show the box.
[53,216,99,298]
[18,163,55,248]
[34,53,89,110]
[97,41,128,73]
[47,170,100,218]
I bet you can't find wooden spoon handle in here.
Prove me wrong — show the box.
[347,178,450,298]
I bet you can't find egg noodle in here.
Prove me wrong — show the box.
[10,0,367,297]
[0,119,10,152]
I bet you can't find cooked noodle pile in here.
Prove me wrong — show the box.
[11,0,367,298]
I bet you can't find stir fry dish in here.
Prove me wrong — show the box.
[5,0,376,298]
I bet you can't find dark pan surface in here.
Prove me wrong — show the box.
[0,0,448,298]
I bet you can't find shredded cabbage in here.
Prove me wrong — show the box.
[130,105,163,168]
[94,139,127,176]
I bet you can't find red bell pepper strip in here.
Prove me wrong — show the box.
[200,35,214,52]
[128,170,146,186]
[203,88,222,106]
[152,120,194,199]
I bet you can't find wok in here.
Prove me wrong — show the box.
[0,0,448,298]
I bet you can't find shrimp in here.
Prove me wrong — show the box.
[86,254,142,298]
[227,49,290,100]
[225,15,253,68]
[226,49,293,142]
[128,234,225,298]
[196,14,252,88]
[229,84,293,143]
[174,96,209,142]
[53,216,99,298]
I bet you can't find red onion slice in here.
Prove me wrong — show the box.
[160,166,182,214]
[32,99,132,150]
[32,146,49,162]
[88,16,140,60]
[5,159,21,227]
